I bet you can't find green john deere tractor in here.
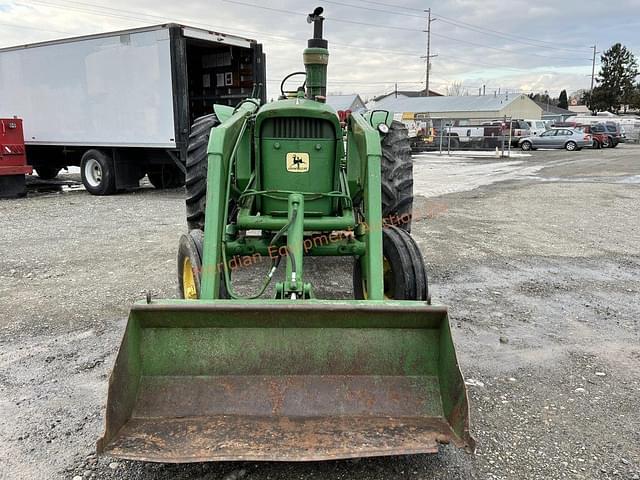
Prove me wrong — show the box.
[97,7,474,462]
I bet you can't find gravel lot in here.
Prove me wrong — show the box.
[1,145,639,480]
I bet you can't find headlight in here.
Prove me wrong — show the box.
[377,123,389,134]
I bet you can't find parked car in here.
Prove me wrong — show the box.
[557,120,624,148]
[603,122,623,147]
[574,124,609,149]
[519,128,592,151]
[432,120,503,150]
[524,119,548,136]
[509,119,531,146]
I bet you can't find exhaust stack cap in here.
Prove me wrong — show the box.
[307,6,327,49]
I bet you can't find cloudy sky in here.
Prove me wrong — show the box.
[1,0,639,100]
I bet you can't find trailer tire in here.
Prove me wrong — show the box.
[381,121,414,232]
[186,114,220,230]
[148,164,185,189]
[35,166,61,180]
[353,225,430,302]
[80,149,116,195]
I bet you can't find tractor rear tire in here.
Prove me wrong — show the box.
[186,114,220,231]
[353,225,429,302]
[381,121,414,232]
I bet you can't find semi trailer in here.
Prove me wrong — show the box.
[0,24,265,195]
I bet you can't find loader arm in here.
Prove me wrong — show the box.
[200,101,259,300]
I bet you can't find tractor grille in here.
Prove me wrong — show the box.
[263,117,334,139]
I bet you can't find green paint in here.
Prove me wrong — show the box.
[201,101,258,299]
[99,301,473,453]
[362,110,394,129]
[303,47,329,99]
[213,104,234,124]
[99,14,474,459]
[348,113,384,299]
[224,237,366,257]
[284,193,304,294]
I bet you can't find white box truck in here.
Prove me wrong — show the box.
[0,24,265,194]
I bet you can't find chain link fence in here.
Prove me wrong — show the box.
[399,115,532,156]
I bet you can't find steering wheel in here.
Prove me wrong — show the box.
[280,71,307,97]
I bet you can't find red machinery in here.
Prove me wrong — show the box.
[0,117,31,198]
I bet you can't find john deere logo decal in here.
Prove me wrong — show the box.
[286,152,309,172]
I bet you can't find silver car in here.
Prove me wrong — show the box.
[519,128,592,151]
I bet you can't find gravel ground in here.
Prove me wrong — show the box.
[1,145,639,480]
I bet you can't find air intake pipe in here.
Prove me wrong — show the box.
[304,7,328,100]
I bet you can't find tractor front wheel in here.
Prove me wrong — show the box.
[381,121,414,232]
[178,230,203,300]
[178,229,229,299]
[353,226,429,302]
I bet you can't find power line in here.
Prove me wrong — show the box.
[332,0,424,12]
[308,0,590,53]
[430,31,591,62]
[430,10,589,51]
[17,0,396,54]
[0,21,72,35]
[223,0,590,65]
[20,0,591,66]
[18,0,268,40]
[222,0,423,32]
[11,0,593,96]
[320,0,424,18]
[305,0,591,54]
[267,79,425,85]
[435,17,587,53]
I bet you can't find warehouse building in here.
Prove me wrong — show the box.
[368,93,543,121]
[371,88,443,105]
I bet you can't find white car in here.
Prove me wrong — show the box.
[524,119,549,136]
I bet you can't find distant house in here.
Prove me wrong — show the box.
[367,93,543,121]
[568,105,591,114]
[325,94,366,112]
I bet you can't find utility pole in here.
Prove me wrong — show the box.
[421,8,437,97]
[590,44,598,91]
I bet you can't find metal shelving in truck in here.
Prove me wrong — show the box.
[0,24,265,195]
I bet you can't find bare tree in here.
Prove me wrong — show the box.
[446,81,467,96]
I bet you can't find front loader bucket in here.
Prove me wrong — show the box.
[97,300,474,462]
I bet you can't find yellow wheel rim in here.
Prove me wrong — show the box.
[182,257,198,300]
